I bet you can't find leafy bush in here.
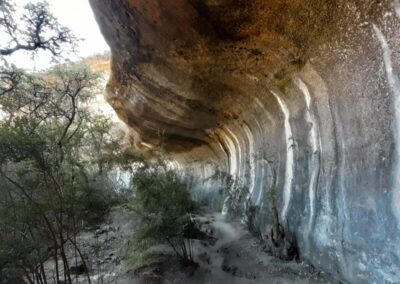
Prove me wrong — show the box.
[129,163,197,265]
[0,63,130,283]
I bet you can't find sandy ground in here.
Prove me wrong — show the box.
[43,206,140,283]
[116,211,340,284]
[49,207,340,284]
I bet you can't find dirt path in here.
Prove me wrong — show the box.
[58,208,339,284]
[156,212,339,284]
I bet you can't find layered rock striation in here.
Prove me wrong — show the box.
[90,0,400,282]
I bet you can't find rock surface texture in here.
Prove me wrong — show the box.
[89,0,400,283]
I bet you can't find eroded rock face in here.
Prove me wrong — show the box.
[90,0,400,282]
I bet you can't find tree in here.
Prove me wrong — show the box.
[0,2,123,283]
[0,0,76,57]
[0,63,123,283]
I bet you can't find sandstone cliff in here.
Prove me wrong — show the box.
[89,1,400,282]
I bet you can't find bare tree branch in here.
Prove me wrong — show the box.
[0,1,76,58]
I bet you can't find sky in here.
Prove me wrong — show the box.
[5,0,110,69]
[0,1,122,124]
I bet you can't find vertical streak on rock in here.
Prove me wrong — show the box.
[252,118,264,206]
[323,78,348,276]
[253,98,274,206]
[221,126,241,215]
[225,126,242,177]
[271,91,294,223]
[256,160,266,206]
[373,25,400,227]
[395,0,400,18]
[296,79,321,238]
[243,123,256,196]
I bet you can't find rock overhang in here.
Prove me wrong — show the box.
[90,0,400,282]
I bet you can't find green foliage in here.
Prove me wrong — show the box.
[129,164,196,264]
[126,249,163,274]
[132,166,192,220]
[0,3,118,282]
[0,62,128,282]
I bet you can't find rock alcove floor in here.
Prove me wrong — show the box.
[54,207,339,284]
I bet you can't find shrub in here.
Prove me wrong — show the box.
[130,164,197,265]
